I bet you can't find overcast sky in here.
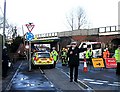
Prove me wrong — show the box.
[0,0,119,35]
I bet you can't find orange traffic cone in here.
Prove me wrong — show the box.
[83,58,88,72]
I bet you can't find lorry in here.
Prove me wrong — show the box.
[78,41,102,60]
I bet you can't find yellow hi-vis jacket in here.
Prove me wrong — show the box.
[115,48,120,63]
[51,50,58,62]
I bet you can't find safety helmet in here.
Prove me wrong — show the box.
[106,48,108,50]
[62,48,65,50]
[52,47,55,50]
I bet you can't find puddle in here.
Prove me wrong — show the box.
[11,72,55,90]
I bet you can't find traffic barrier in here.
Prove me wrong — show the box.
[83,58,88,72]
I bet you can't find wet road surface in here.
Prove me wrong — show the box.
[3,60,84,92]
[4,60,56,92]
[3,59,120,92]
[57,61,120,92]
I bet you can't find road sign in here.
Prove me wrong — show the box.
[26,32,34,41]
[105,58,117,68]
[92,58,105,68]
[26,24,35,32]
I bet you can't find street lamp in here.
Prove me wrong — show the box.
[3,0,6,48]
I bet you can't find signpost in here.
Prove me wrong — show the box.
[25,23,35,71]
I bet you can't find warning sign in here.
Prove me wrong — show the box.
[92,58,105,68]
[105,58,117,68]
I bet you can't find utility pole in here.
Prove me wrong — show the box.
[3,0,6,48]
[25,23,35,71]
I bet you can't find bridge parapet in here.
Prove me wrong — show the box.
[58,28,99,37]
[35,25,120,38]
[35,32,58,38]
[99,25,120,33]
[99,25,120,36]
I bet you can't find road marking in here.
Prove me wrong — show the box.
[5,61,23,91]
[113,82,120,84]
[96,80,108,83]
[39,67,45,74]
[83,79,94,81]
[89,82,104,85]
[108,84,120,86]
[83,79,108,83]
[39,67,54,88]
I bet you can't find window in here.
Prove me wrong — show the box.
[92,44,101,50]
[38,53,50,58]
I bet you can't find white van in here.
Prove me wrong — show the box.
[78,42,102,60]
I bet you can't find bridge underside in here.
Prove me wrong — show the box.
[31,37,60,51]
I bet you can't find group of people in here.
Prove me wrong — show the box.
[50,42,120,83]
[102,46,120,75]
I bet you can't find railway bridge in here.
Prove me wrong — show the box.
[34,25,120,51]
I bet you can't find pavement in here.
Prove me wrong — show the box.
[2,60,23,91]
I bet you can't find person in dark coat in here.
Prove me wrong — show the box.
[2,46,9,78]
[67,41,83,82]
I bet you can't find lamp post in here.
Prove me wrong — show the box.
[3,0,6,48]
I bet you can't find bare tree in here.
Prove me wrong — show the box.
[66,11,74,31]
[0,16,3,28]
[77,7,87,30]
[66,7,87,31]
[0,15,16,39]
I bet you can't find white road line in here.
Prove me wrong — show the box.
[108,84,120,86]
[113,82,120,84]
[96,80,108,83]
[39,67,45,74]
[83,79,94,81]
[39,67,54,88]
[83,79,109,83]
[89,82,104,85]
[5,61,23,91]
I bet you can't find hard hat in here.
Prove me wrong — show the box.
[106,48,108,50]
[52,47,55,50]
[63,48,65,50]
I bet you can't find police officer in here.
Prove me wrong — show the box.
[67,41,83,82]
[51,47,58,68]
[61,48,67,66]
[2,46,9,78]
[114,45,120,75]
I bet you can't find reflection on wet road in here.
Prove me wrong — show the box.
[11,72,54,90]
[6,61,56,91]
